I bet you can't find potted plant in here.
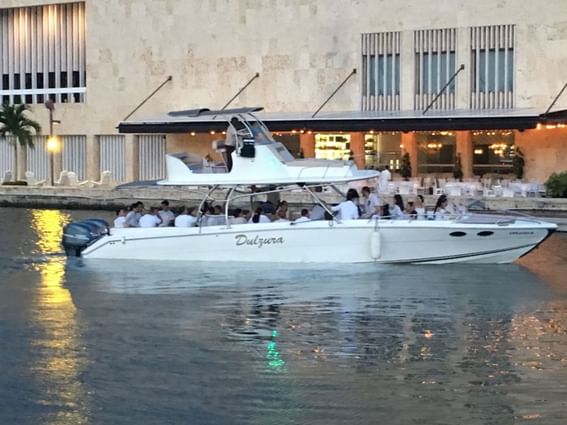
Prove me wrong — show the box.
[545,171,567,198]
[0,103,42,181]
[399,152,412,180]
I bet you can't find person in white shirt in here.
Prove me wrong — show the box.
[158,200,175,227]
[113,208,127,228]
[361,186,380,218]
[310,204,326,221]
[175,207,197,227]
[390,194,406,219]
[249,207,271,224]
[273,209,289,223]
[230,208,249,225]
[294,209,311,223]
[331,189,360,220]
[378,165,392,194]
[139,207,162,228]
[414,194,427,220]
[434,194,449,220]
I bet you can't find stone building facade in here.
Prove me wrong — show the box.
[1,0,567,183]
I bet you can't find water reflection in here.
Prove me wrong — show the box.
[29,209,89,425]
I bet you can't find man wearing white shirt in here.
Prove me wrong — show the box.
[361,186,380,218]
[294,209,311,223]
[331,189,360,220]
[139,208,162,228]
[378,165,392,194]
[174,207,197,227]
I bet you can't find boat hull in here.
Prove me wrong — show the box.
[80,218,556,264]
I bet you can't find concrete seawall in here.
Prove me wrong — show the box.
[1,186,566,230]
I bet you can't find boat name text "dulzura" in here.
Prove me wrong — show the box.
[235,234,284,248]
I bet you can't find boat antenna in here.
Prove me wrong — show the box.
[312,68,357,118]
[122,75,173,121]
[213,72,260,119]
[422,64,465,115]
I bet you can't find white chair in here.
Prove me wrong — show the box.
[91,170,113,187]
[1,170,13,184]
[67,171,90,186]
[502,187,515,198]
[447,185,462,197]
[54,171,70,186]
[24,171,46,186]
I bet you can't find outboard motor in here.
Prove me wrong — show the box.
[62,218,109,257]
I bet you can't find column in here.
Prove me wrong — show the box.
[299,133,315,158]
[85,135,100,182]
[350,132,366,169]
[124,134,139,182]
[401,132,418,177]
[456,131,473,178]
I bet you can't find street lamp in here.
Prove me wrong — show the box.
[44,99,61,186]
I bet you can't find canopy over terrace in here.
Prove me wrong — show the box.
[118,107,567,134]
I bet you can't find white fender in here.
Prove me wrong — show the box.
[370,230,381,259]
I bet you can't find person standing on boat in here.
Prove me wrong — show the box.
[124,202,144,228]
[139,207,162,228]
[361,186,380,218]
[158,200,175,227]
[331,188,360,220]
[224,117,246,171]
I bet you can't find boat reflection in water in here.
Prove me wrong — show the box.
[30,209,90,425]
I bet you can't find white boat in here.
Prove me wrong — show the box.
[62,107,556,264]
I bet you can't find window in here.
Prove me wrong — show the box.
[361,32,401,111]
[470,25,515,109]
[0,2,86,105]
[472,130,515,175]
[315,134,351,161]
[414,28,457,111]
[364,133,402,169]
[416,132,456,174]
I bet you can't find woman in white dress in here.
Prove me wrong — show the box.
[390,194,405,219]
[414,194,426,220]
[434,195,449,220]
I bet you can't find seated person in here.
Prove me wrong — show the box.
[139,207,162,228]
[273,209,289,223]
[310,204,326,221]
[113,208,127,228]
[230,208,248,225]
[249,207,271,224]
[294,209,311,223]
[175,207,197,227]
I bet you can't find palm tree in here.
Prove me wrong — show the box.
[0,104,42,180]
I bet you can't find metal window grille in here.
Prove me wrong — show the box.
[414,28,457,111]
[361,32,401,111]
[0,2,86,105]
[61,135,86,180]
[0,136,16,178]
[99,135,125,182]
[26,135,49,180]
[470,25,515,109]
[138,135,166,180]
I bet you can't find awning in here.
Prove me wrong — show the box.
[118,107,567,134]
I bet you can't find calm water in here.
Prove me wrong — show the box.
[1,207,567,425]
